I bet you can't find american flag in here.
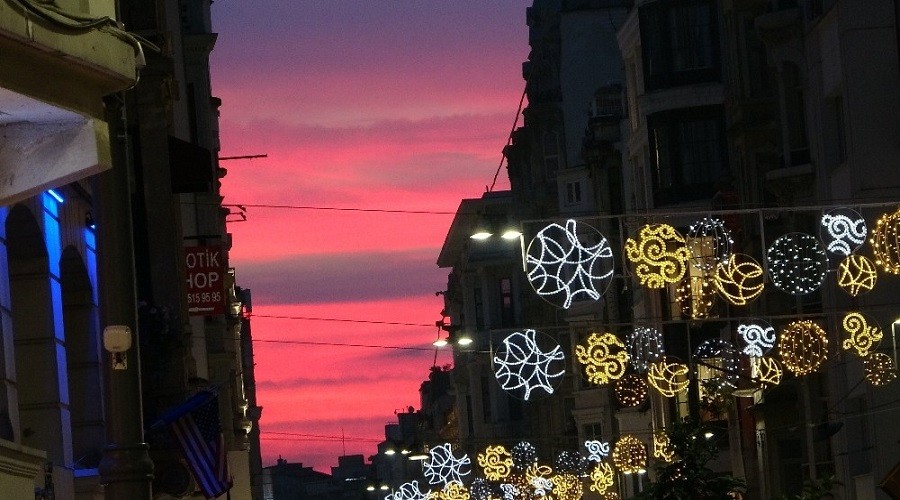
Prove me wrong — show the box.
[163,390,232,498]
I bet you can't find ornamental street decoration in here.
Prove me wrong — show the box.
[574,332,629,385]
[468,479,491,500]
[424,443,472,487]
[477,445,513,481]
[766,233,828,295]
[737,319,777,358]
[864,353,898,386]
[584,440,611,462]
[554,451,590,476]
[870,207,900,274]
[687,217,734,271]
[779,320,829,376]
[511,442,537,472]
[614,374,649,407]
[751,356,783,389]
[551,473,582,500]
[713,253,765,306]
[820,207,867,256]
[525,219,615,309]
[387,481,429,500]
[588,462,615,495]
[647,359,690,397]
[837,254,878,296]
[612,435,647,474]
[431,483,470,500]
[493,330,566,401]
[675,273,717,319]
[525,464,554,497]
[624,224,691,289]
[626,326,665,373]
[841,312,882,358]
[694,338,740,392]
[653,431,675,463]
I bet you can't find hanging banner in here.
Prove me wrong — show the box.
[185,245,226,316]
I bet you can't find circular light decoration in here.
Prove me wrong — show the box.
[555,451,589,476]
[624,224,692,289]
[713,254,765,306]
[779,320,829,376]
[626,326,665,373]
[478,445,513,481]
[737,318,777,357]
[525,219,615,309]
[432,483,470,500]
[751,356,783,388]
[766,233,828,295]
[841,312,883,358]
[820,208,867,256]
[612,435,647,474]
[524,464,554,497]
[493,330,565,401]
[387,481,429,500]
[646,359,690,397]
[675,274,717,319]
[687,217,734,271]
[837,254,878,296]
[585,440,611,463]
[863,353,897,386]
[511,442,537,472]
[424,443,472,487]
[574,332,629,385]
[653,431,675,463]
[870,207,900,274]
[551,473,582,500]
[694,338,740,392]
[614,374,648,407]
[588,462,615,495]
[468,479,492,500]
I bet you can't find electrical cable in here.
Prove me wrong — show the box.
[249,314,432,328]
[487,84,528,193]
[221,203,455,215]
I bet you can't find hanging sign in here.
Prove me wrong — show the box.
[184,245,226,315]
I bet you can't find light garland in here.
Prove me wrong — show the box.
[694,338,740,392]
[624,224,691,289]
[766,233,828,295]
[424,443,472,487]
[675,273,717,319]
[584,440,611,462]
[511,442,537,472]
[863,353,897,386]
[713,253,765,306]
[737,319,777,357]
[837,254,878,296]
[493,330,565,401]
[751,356,783,388]
[588,462,615,495]
[841,312,882,358]
[612,435,647,474]
[387,482,429,500]
[647,360,690,397]
[653,430,675,463]
[870,207,900,274]
[614,374,648,407]
[687,217,734,271]
[478,445,513,481]
[626,326,665,373]
[779,320,828,376]
[820,208,867,256]
[525,219,615,308]
[574,332,629,385]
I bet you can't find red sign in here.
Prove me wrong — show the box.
[185,245,226,316]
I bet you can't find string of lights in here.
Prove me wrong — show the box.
[249,314,433,327]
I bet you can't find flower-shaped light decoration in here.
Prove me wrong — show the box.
[554,451,590,477]
[694,338,740,392]
[779,320,829,376]
[574,332,629,385]
[864,353,898,386]
[837,254,878,296]
[820,208,867,256]
[525,219,615,309]
[424,443,472,487]
[468,479,493,500]
[511,442,537,473]
[431,483,470,500]
[737,319,777,357]
[647,360,690,398]
[624,224,692,289]
[551,474,582,500]
[612,435,647,474]
[626,326,665,373]
[525,464,554,497]
[751,356,783,389]
[478,445,514,482]
[687,217,734,271]
[584,440,611,462]
[614,374,649,407]
[766,233,828,295]
[588,462,615,495]
[675,273,717,320]
[653,431,675,463]
[841,312,882,358]
[493,330,566,401]
[387,481,429,500]
[713,254,765,306]
[870,207,900,274]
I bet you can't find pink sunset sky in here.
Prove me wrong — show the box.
[210,1,531,471]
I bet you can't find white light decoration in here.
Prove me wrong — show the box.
[870,207,900,274]
[687,217,734,271]
[468,479,491,500]
[525,464,554,497]
[584,440,611,462]
[864,353,898,386]
[779,320,828,376]
[424,443,472,487]
[737,319,777,357]
[614,374,649,407]
[647,360,690,397]
[499,483,518,500]
[751,356,783,388]
[574,332,629,385]
[612,435,647,474]
[837,254,878,296]
[713,253,765,306]
[625,224,692,289]
[766,233,828,295]
[493,330,566,401]
[555,451,589,476]
[387,481,429,500]
[477,445,513,481]
[841,312,882,358]
[588,462,615,495]
[694,338,740,391]
[820,208,867,256]
[511,442,537,472]
[525,219,615,309]
[626,326,665,373]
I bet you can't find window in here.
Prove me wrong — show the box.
[499,278,514,327]
[670,4,714,71]
[542,130,560,178]
[640,0,720,90]
[583,422,603,439]
[565,181,582,206]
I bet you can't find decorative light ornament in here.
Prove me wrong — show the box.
[431,483,470,500]
[604,494,621,500]
[525,219,615,308]
[524,464,554,497]
[675,273,717,319]
[468,479,492,500]
[737,319,777,357]
[493,330,565,401]
[841,312,883,358]
[837,254,878,296]
[478,445,513,481]
[687,217,733,271]
[751,356,783,388]
[554,451,589,477]
[614,374,648,407]
[424,443,472,487]
[499,482,519,500]
[646,360,690,397]
[625,326,665,373]
[387,481,429,500]
[766,233,828,295]
[713,254,765,306]
[653,431,675,463]
[612,435,647,474]
[694,339,740,392]
[551,473,582,500]
[779,320,828,376]
[585,440,611,462]
[624,224,692,289]
[864,353,897,386]
[574,332,629,385]
[870,207,900,274]
[588,462,615,495]
[820,208,867,256]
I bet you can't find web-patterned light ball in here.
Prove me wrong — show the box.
[820,207,867,256]
[766,233,828,295]
[626,326,665,373]
[493,330,565,401]
[870,207,900,274]
[863,352,897,386]
[779,320,828,376]
[624,224,691,289]
[837,254,878,296]
[614,374,648,407]
[612,435,647,474]
[687,217,734,271]
[713,254,765,306]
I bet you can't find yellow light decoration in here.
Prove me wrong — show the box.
[574,332,629,385]
[432,483,470,500]
[624,224,691,289]
[864,353,898,386]
[870,207,900,274]
[612,435,647,474]
[589,462,615,495]
[551,473,582,500]
[841,312,882,357]
[779,320,828,376]
[525,464,555,497]
[604,494,620,500]
[675,273,716,319]
[653,431,675,463]
[751,356,783,388]
[837,254,878,296]
[477,445,513,481]
[713,254,765,306]
[646,360,690,397]
[614,374,648,407]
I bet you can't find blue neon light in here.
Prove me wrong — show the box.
[47,189,64,204]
